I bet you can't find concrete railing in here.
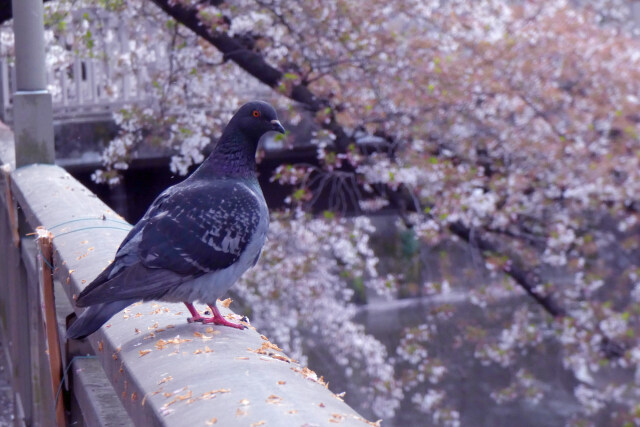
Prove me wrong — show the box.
[0,127,372,426]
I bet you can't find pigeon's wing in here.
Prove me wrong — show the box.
[139,179,263,274]
[76,179,263,306]
[75,187,177,306]
[75,263,186,307]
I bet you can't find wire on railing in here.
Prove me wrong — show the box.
[48,216,131,229]
[55,355,98,407]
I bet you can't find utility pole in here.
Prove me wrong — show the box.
[12,0,55,167]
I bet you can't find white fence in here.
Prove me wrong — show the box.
[0,7,158,125]
[0,6,278,127]
[0,57,151,124]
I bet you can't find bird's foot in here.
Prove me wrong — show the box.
[184,302,205,323]
[200,315,246,330]
[183,301,246,330]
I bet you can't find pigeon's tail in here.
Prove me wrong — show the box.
[67,299,136,340]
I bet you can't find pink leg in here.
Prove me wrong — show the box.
[183,302,245,330]
[184,302,203,323]
[203,304,246,329]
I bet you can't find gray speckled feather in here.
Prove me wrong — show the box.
[67,101,284,339]
[76,177,268,306]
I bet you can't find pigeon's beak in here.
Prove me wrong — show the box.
[270,119,285,134]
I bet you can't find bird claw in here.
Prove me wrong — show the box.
[186,315,245,329]
[200,317,246,330]
[183,302,246,330]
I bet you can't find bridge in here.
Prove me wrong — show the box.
[0,7,153,125]
[0,6,266,126]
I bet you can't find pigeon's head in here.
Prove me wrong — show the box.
[229,101,286,141]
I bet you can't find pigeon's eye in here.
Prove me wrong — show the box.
[252,110,261,118]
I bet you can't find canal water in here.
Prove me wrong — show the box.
[350,294,580,426]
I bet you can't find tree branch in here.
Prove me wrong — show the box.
[149,0,352,151]
[448,221,566,317]
[149,0,572,322]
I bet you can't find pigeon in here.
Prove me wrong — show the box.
[67,101,285,339]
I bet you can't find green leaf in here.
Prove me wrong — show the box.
[293,189,306,201]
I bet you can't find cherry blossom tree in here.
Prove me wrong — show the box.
[2,0,640,424]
